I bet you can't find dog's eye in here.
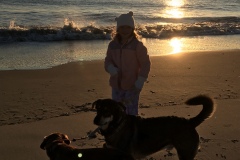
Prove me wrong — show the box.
[103,112,111,117]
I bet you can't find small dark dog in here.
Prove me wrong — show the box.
[40,132,134,160]
[92,95,215,160]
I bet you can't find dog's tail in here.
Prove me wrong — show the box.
[186,95,215,128]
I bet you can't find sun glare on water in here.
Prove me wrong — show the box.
[164,0,185,18]
[166,9,184,18]
[168,0,184,7]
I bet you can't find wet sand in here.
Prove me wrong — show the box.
[0,50,240,160]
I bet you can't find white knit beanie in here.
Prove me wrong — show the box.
[115,11,135,29]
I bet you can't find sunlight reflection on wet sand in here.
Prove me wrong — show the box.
[143,35,240,56]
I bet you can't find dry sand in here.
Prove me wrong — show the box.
[0,50,240,160]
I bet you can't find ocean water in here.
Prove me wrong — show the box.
[0,0,240,70]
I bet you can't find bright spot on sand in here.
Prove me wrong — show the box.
[170,38,182,54]
[78,153,83,158]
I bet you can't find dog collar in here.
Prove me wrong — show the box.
[106,116,128,142]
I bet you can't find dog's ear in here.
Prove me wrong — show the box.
[92,99,101,109]
[117,102,126,112]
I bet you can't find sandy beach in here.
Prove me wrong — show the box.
[0,50,240,160]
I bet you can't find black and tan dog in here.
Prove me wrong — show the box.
[92,95,215,160]
[40,132,134,160]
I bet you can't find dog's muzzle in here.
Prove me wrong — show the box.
[95,115,113,130]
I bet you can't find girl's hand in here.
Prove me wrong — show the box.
[107,64,118,76]
[134,76,146,90]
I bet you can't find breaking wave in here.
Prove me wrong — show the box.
[0,17,240,42]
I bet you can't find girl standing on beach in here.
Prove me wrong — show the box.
[104,11,151,115]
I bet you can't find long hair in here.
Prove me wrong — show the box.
[112,29,140,42]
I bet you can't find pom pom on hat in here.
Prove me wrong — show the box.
[115,11,135,29]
